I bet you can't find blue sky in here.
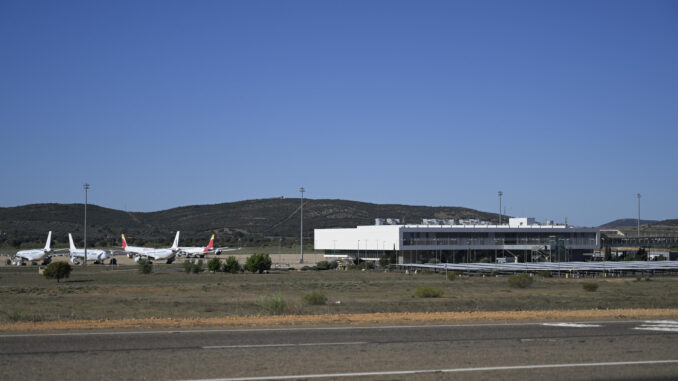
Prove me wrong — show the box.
[1,0,676,226]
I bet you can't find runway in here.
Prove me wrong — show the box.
[1,320,677,380]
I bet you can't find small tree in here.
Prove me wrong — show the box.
[604,246,612,261]
[43,262,72,283]
[183,260,192,273]
[245,253,272,274]
[207,258,222,272]
[137,259,153,274]
[223,256,241,273]
[192,259,203,274]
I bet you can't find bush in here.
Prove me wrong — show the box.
[447,272,459,281]
[137,259,153,274]
[43,262,72,283]
[245,253,272,273]
[315,261,330,270]
[537,270,552,278]
[301,266,312,271]
[207,258,222,272]
[303,291,328,305]
[582,282,599,292]
[223,256,241,273]
[507,273,533,288]
[183,260,192,273]
[192,260,203,274]
[259,294,286,315]
[413,286,444,298]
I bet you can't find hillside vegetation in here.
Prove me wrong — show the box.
[0,198,497,249]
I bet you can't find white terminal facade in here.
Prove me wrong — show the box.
[314,218,601,263]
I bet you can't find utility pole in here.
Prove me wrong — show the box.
[299,186,305,264]
[83,183,90,267]
[498,191,503,224]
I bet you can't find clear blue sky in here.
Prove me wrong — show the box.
[1,0,676,226]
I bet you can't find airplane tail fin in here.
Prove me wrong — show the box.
[171,231,180,251]
[204,234,215,252]
[44,231,52,251]
[121,234,128,250]
[68,233,76,252]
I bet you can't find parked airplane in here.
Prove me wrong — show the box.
[175,232,237,257]
[121,232,179,264]
[68,233,110,265]
[11,231,56,265]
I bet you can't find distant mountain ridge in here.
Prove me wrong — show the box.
[0,198,498,248]
[599,218,658,228]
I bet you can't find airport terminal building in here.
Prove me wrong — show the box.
[314,218,601,264]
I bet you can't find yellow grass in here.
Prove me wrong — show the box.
[1,308,676,332]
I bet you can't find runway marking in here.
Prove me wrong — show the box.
[542,323,602,328]
[176,359,678,381]
[634,320,678,332]
[202,341,367,349]
[0,320,638,338]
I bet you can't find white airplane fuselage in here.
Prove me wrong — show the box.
[14,249,50,263]
[13,231,53,265]
[133,248,174,262]
[70,249,110,263]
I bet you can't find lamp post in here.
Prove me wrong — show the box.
[498,191,503,224]
[299,186,305,264]
[83,183,90,267]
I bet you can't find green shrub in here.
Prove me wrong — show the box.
[507,273,533,288]
[137,259,153,274]
[259,294,286,315]
[207,258,222,272]
[537,270,552,278]
[245,253,272,273]
[315,261,330,270]
[183,260,192,273]
[582,282,599,292]
[192,260,203,274]
[447,272,459,281]
[43,262,73,282]
[301,266,312,271]
[223,256,241,273]
[303,291,328,305]
[413,286,444,298]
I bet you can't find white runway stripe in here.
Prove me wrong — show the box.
[202,341,366,349]
[634,320,678,332]
[542,323,602,328]
[176,359,678,381]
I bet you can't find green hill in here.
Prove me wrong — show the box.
[0,198,498,250]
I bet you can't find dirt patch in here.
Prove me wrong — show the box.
[1,308,676,332]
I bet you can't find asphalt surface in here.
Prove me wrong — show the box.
[1,320,677,380]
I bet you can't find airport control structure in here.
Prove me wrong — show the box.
[314,217,601,264]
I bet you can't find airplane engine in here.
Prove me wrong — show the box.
[71,257,81,265]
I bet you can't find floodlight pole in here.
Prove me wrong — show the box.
[637,193,641,239]
[83,183,90,267]
[299,187,305,264]
[498,191,503,224]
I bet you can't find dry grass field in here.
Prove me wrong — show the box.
[2,264,678,329]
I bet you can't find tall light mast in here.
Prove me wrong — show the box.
[83,183,90,267]
[299,186,305,264]
[498,191,503,224]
